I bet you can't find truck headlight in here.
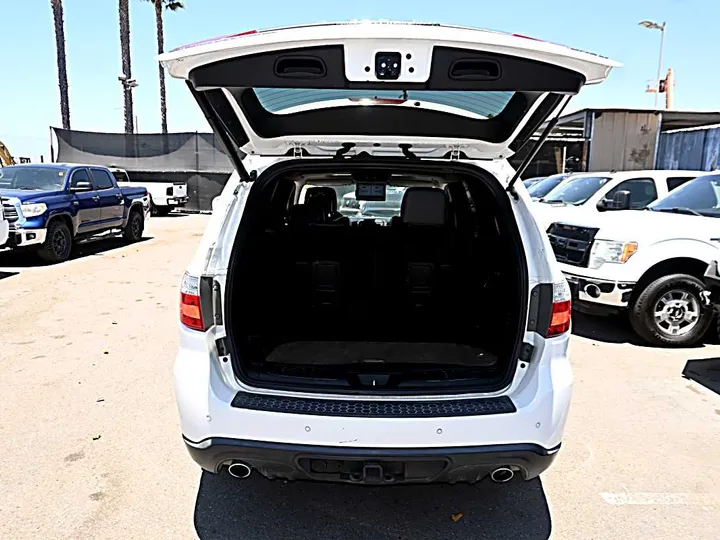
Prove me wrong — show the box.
[20,203,47,218]
[589,240,637,269]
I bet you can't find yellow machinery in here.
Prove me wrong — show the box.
[0,140,17,166]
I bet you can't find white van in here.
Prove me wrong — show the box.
[163,21,617,484]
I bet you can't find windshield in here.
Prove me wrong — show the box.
[0,166,66,191]
[648,174,720,217]
[523,177,544,188]
[254,88,514,118]
[540,175,611,205]
[527,174,570,198]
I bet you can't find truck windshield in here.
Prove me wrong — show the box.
[540,175,611,205]
[0,166,66,191]
[527,173,570,199]
[648,174,720,217]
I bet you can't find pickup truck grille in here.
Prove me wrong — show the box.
[1,198,20,228]
[547,223,599,267]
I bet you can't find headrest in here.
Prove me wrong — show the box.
[289,203,324,225]
[400,187,448,225]
[305,187,338,214]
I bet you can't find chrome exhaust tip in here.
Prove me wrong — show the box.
[227,461,252,479]
[490,467,514,483]
[584,283,601,299]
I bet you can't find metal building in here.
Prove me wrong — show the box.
[532,108,720,176]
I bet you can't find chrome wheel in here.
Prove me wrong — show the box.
[653,289,700,336]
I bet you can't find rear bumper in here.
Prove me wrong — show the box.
[167,196,188,206]
[183,436,560,483]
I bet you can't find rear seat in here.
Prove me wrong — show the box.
[392,187,456,317]
[280,185,460,338]
[288,189,349,322]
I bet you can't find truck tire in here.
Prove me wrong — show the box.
[123,209,144,243]
[629,274,713,347]
[37,220,73,264]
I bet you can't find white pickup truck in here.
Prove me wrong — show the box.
[531,169,704,230]
[109,167,188,216]
[0,200,8,247]
[547,172,720,346]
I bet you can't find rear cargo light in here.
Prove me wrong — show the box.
[547,281,572,337]
[180,272,205,331]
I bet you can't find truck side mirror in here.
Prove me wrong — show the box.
[70,181,93,192]
[611,190,632,210]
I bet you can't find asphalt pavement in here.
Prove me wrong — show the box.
[1,214,719,540]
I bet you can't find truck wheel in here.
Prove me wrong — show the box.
[629,274,713,347]
[123,209,144,243]
[37,220,73,263]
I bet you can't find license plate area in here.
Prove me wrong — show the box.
[296,456,449,484]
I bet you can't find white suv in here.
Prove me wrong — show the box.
[163,21,616,484]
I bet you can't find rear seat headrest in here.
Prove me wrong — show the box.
[400,187,448,226]
[305,187,338,215]
[289,203,324,225]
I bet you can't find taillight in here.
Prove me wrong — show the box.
[547,281,572,337]
[180,273,205,331]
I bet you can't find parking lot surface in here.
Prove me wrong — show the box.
[1,214,719,540]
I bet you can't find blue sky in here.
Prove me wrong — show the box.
[1,0,717,160]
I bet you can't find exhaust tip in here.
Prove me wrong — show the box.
[227,461,252,479]
[584,283,601,299]
[490,467,514,483]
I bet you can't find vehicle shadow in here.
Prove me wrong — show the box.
[571,311,640,345]
[153,211,190,218]
[0,237,153,268]
[683,357,720,397]
[0,270,19,281]
[193,472,551,540]
[572,311,717,348]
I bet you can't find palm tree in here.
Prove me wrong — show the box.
[145,0,184,134]
[50,0,71,129]
[118,0,134,133]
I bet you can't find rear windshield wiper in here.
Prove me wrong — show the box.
[654,207,703,216]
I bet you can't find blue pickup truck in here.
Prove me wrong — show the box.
[0,163,149,263]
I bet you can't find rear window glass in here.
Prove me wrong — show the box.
[254,88,514,118]
[300,184,408,224]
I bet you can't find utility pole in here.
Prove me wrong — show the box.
[639,20,667,109]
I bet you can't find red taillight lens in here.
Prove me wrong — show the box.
[545,280,572,337]
[180,292,204,330]
[547,300,572,336]
[180,273,205,331]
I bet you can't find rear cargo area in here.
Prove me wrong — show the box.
[225,161,528,394]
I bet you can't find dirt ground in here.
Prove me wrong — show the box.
[1,214,719,540]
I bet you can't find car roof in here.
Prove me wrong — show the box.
[570,170,707,180]
[2,163,112,171]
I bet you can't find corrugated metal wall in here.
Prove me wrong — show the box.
[589,111,661,171]
[656,127,720,171]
